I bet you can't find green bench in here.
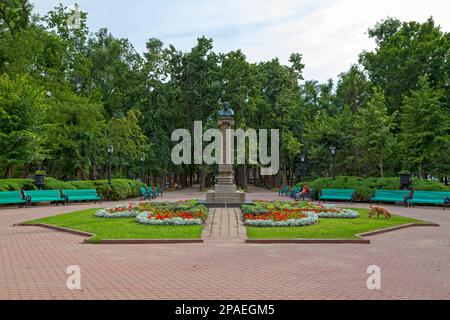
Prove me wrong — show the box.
[22,190,66,206]
[409,191,450,209]
[147,186,161,198]
[278,186,290,196]
[155,187,163,197]
[0,191,27,207]
[319,189,355,202]
[140,186,156,200]
[369,190,412,207]
[62,189,102,204]
[289,186,302,198]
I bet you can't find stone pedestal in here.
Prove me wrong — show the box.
[205,115,246,205]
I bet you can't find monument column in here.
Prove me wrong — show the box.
[216,117,234,187]
[205,101,246,206]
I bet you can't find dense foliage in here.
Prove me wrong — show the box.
[296,176,450,201]
[0,177,144,200]
[0,2,448,188]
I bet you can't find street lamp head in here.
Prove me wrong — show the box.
[107,144,114,155]
[329,146,337,156]
[300,154,306,162]
[140,155,145,162]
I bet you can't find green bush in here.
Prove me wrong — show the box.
[70,179,146,201]
[44,178,76,190]
[0,179,36,191]
[0,178,145,200]
[296,176,450,201]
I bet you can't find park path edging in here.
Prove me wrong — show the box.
[245,222,440,244]
[15,219,439,245]
[14,223,203,244]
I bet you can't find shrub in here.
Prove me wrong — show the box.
[0,179,36,191]
[0,178,145,200]
[296,176,450,202]
[44,178,76,190]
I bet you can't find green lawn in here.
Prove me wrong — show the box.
[24,209,204,243]
[246,208,426,239]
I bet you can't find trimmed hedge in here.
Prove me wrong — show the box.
[0,178,145,201]
[296,176,450,202]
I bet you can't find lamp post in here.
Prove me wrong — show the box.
[300,154,306,182]
[107,144,114,185]
[329,146,336,180]
[140,155,145,184]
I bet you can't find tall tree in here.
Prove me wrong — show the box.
[355,88,396,177]
[360,17,450,114]
[0,74,48,178]
[400,76,450,178]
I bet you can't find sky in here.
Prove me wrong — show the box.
[32,0,450,82]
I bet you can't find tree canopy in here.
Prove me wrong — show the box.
[0,2,448,186]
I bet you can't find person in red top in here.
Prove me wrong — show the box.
[296,184,311,200]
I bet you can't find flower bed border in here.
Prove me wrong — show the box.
[15,223,204,244]
[15,220,439,245]
[245,222,439,244]
[94,208,140,218]
[244,213,318,227]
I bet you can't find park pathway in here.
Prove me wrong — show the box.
[202,208,247,242]
[1,185,450,299]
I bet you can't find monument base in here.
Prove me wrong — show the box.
[205,185,246,207]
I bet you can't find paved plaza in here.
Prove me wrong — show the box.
[0,186,449,299]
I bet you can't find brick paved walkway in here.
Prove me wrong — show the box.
[202,208,247,242]
[0,186,449,300]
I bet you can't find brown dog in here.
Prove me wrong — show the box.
[368,206,392,219]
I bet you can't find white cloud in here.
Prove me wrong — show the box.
[32,0,450,82]
[236,0,450,81]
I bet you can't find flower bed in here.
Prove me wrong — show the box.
[95,200,208,226]
[245,212,318,227]
[316,206,359,218]
[242,201,359,227]
[136,213,203,225]
[95,203,140,218]
[135,202,208,226]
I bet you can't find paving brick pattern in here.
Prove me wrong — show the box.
[202,208,247,242]
[0,186,449,299]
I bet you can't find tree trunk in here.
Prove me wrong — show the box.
[22,162,30,178]
[4,163,14,179]
[199,167,207,190]
[90,164,97,180]
[281,162,288,187]
[379,156,384,178]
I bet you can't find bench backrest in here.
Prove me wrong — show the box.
[374,190,411,198]
[321,189,354,196]
[0,191,24,200]
[23,190,62,198]
[140,186,148,194]
[62,189,97,196]
[412,191,450,200]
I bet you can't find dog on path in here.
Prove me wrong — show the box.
[368,205,392,219]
